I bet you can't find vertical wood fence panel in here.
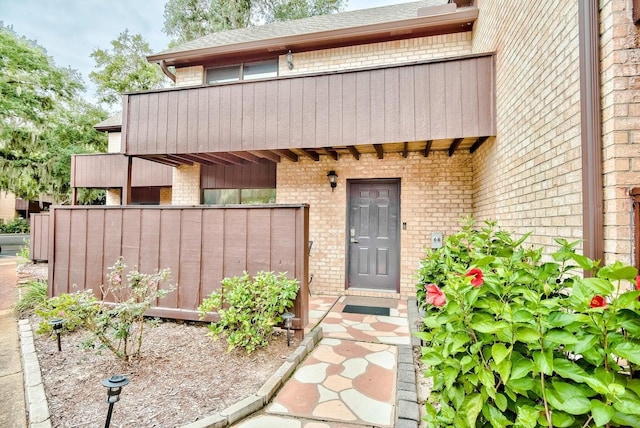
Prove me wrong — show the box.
[29,213,49,262]
[46,205,309,325]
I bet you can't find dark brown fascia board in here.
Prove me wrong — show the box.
[94,124,122,132]
[148,7,478,67]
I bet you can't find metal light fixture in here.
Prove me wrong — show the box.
[49,318,63,352]
[327,170,338,192]
[286,50,294,70]
[282,312,295,346]
[103,374,130,428]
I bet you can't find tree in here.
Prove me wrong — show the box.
[89,30,166,108]
[0,24,108,203]
[163,0,345,45]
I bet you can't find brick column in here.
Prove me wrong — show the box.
[172,164,201,205]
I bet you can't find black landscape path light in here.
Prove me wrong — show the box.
[282,312,295,346]
[49,319,63,352]
[102,374,130,428]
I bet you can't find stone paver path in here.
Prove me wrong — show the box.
[235,295,412,427]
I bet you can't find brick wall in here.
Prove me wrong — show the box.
[107,132,121,154]
[278,32,472,76]
[160,187,172,205]
[276,151,473,298]
[106,189,120,206]
[600,0,640,265]
[470,1,584,251]
[175,65,204,86]
[0,192,17,223]
[172,164,201,205]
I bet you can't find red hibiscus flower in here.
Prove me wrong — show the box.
[590,295,607,308]
[425,284,446,307]
[635,276,640,300]
[466,268,484,287]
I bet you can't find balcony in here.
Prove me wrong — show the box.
[122,54,496,166]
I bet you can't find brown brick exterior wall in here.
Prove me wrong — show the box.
[278,32,472,76]
[600,0,640,265]
[470,1,584,251]
[172,164,201,205]
[0,192,17,223]
[276,151,473,298]
[175,65,204,86]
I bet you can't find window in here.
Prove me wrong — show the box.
[205,59,278,85]
[203,189,275,205]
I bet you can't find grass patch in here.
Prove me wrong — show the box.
[14,280,47,317]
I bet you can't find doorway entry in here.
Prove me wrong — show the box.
[347,179,400,291]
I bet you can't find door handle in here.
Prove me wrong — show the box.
[350,238,359,243]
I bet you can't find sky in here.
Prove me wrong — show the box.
[1,0,409,106]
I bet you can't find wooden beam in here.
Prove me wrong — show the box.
[448,138,463,157]
[424,140,433,157]
[323,147,339,161]
[201,153,243,165]
[249,150,281,163]
[276,149,300,162]
[177,153,217,166]
[347,146,360,160]
[165,155,194,166]
[300,149,320,162]
[469,136,489,154]
[402,142,408,158]
[141,156,182,167]
[374,144,384,159]
[229,151,263,164]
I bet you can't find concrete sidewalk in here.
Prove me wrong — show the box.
[0,257,27,428]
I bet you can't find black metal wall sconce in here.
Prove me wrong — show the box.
[327,170,338,192]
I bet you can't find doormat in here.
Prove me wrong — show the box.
[342,305,390,316]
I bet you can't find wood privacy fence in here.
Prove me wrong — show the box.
[45,205,309,327]
[30,213,49,262]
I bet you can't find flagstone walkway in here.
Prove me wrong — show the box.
[234,295,414,427]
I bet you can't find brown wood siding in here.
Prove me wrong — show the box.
[47,205,309,326]
[29,213,49,262]
[71,154,173,188]
[124,55,496,156]
[200,163,276,189]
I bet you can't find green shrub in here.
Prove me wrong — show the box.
[36,289,99,334]
[0,218,30,233]
[199,271,299,353]
[416,220,640,428]
[36,258,174,361]
[13,280,47,317]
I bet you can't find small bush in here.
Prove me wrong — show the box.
[36,289,98,334]
[0,218,30,233]
[36,258,174,361]
[199,271,299,353]
[416,220,640,427]
[13,280,47,317]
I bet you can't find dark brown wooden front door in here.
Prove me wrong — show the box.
[347,180,400,291]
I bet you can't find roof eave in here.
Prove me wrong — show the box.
[148,7,478,67]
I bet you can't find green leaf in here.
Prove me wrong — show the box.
[611,411,640,427]
[496,358,512,384]
[627,379,640,398]
[533,350,553,375]
[492,343,509,365]
[547,311,577,327]
[482,403,512,428]
[515,327,540,343]
[591,399,614,426]
[613,396,640,415]
[550,411,576,427]
[577,277,615,296]
[598,264,637,281]
[572,333,599,354]
[494,393,508,412]
[616,291,640,309]
[421,350,443,366]
[544,329,578,344]
[512,309,534,322]
[612,342,640,365]
[511,357,534,380]
[461,393,483,427]
[572,253,597,271]
[515,405,539,428]
[473,256,496,267]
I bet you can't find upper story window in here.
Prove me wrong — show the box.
[206,59,278,84]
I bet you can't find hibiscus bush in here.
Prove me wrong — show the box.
[416,220,640,427]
